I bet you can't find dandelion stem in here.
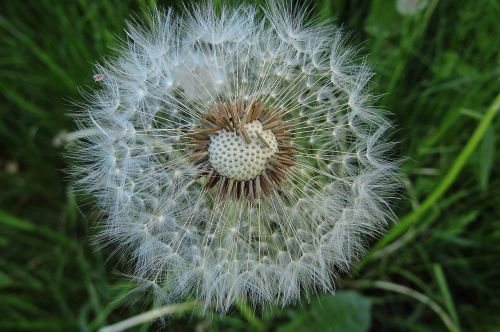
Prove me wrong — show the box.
[358,93,500,268]
[98,301,199,332]
[352,280,459,332]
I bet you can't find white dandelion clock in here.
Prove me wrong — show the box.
[70,2,399,311]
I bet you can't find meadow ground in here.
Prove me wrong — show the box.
[0,0,498,331]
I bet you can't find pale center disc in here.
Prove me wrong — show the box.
[208,120,278,181]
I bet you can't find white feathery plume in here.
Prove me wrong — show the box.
[69,2,400,311]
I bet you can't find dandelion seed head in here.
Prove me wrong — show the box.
[70,2,400,311]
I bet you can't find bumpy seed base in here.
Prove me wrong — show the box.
[184,100,296,201]
[208,121,278,181]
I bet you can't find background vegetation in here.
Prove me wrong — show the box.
[0,0,498,331]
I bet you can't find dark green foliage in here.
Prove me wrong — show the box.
[277,291,372,332]
[0,0,498,331]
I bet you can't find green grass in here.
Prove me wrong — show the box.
[0,0,498,331]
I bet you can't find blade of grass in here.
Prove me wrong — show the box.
[0,17,75,88]
[357,93,500,269]
[433,264,460,330]
[317,0,334,21]
[98,301,199,332]
[0,209,76,249]
[354,280,459,332]
[0,84,47,119]
[235,299,266,331]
